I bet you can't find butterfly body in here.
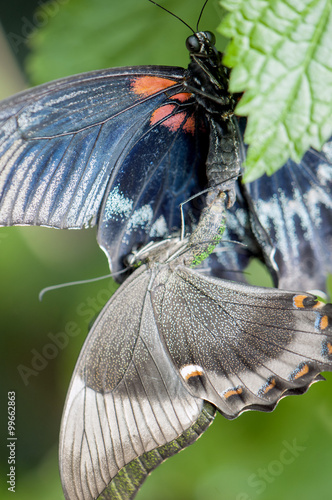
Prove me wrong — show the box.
[184,31,242,198]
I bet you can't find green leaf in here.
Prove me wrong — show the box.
[219,0,332,182]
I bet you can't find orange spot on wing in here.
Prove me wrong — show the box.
[185,369,203,380]
[159,112,186,132]
[293,295,308,308]
[294,364,309,380]
[170,92,192,103]
[326,342,332,355]
[313,300,325,310]
[320,315,329,330]
[150,106,195,135]
[263,378,276,394]
[131,76,178,97]
[150,105,176,125]
[224,387,243,399]
[183,115,195,135]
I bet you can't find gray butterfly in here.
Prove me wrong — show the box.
[59,192,332,499]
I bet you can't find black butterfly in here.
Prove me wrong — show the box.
[59,190,332,499]
[1,0,331,292]
[0,12,242,281]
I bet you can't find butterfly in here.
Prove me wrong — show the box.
[0,1,243,283]
[59,190,332,499]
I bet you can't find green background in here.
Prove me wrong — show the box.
[0,1,331,499]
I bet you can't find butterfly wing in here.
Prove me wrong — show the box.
[0,66,208,275]
[152,265,332,419]
[59,264,208,500]
[60,258,332,499]
[207,134,332,291]
[244,139,332,291]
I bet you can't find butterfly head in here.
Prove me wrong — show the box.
[186,30,219,59]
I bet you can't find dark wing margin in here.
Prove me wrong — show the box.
[59,265,205,500]
[152,266,332,419]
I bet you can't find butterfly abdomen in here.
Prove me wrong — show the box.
[185,190,227,267]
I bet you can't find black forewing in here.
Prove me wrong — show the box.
[0,65,209,272]
[97,93,208,276]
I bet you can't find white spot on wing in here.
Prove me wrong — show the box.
[150,215,168,237]
[322,141,332,162]
[127,204,153,230]
[103,186,133,221]
[317,160,332,186]
[306,290,328,302]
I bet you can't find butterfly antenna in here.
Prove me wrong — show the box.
[196,0,209,31]
[38,271,126,301]
[148,0,195,34]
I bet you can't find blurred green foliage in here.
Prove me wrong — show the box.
[0,1,332,499]
[25,0,228,84]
